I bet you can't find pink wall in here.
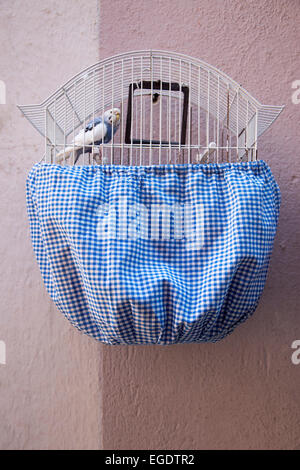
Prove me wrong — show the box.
[0,0,102,450]
[1,0,300,450]
[100,0,300,449]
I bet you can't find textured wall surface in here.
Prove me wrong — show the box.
[100,0,300,449]
[0,0,102,450]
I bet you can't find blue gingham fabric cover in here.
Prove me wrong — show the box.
[26,161,280,345]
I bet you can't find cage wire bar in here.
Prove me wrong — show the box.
[18,50,284,166]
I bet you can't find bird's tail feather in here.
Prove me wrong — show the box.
[56,146,78,162]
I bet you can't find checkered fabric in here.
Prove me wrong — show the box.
[26,160,280,345]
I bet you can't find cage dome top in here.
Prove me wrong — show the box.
[18,50,284,165]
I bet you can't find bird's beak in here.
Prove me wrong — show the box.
[116,112,120,120]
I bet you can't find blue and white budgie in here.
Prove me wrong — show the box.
[56,108,121,163]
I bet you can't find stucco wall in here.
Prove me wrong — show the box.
[100,0,300,450]
[0,0,102,450]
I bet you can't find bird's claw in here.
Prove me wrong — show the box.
[93,149,102,165]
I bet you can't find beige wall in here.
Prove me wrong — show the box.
[0,0,102,450]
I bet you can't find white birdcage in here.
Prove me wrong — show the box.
[18,50,284,166]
